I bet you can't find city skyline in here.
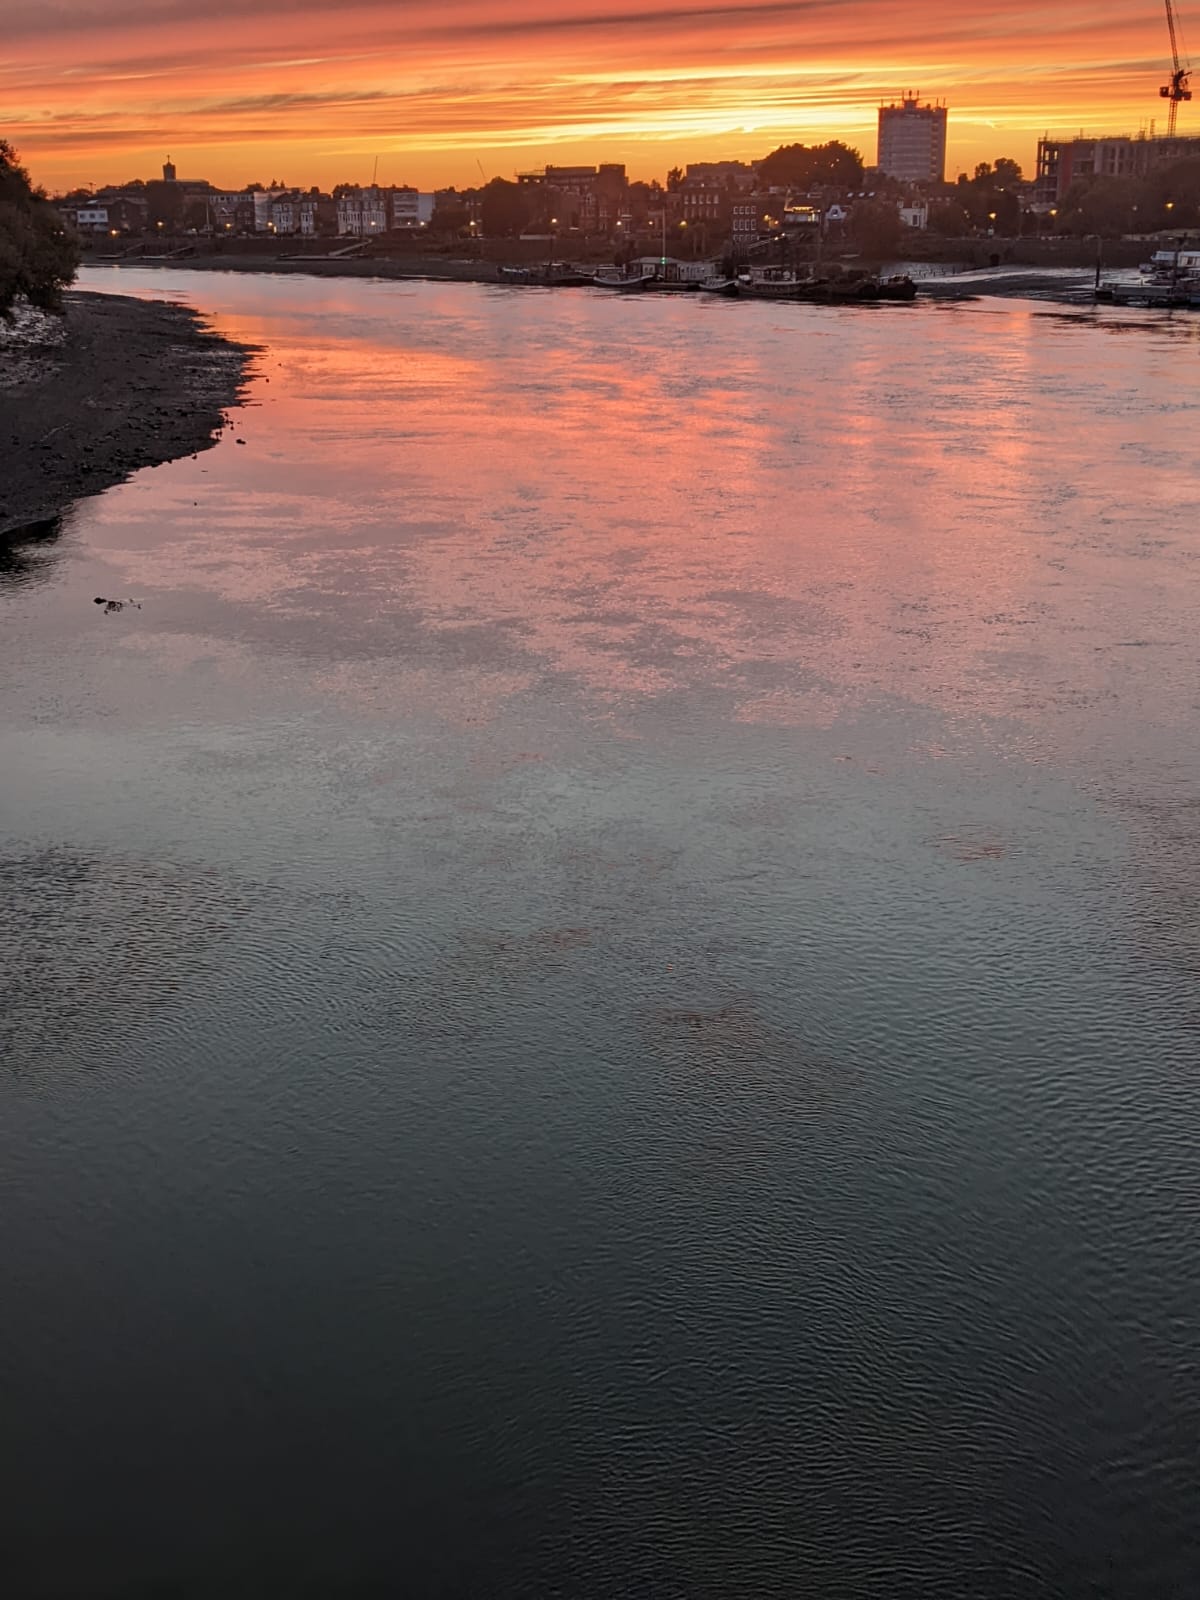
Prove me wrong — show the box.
[4,0,1193,192]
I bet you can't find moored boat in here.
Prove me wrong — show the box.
[541,263,594,287]
[876,274,919,301]
[498,262,592,287]
[1101,277,1200,308]
[736,265,916,303]
[591,268,657,291]
[736,267,814,299]
[1101,245,1200,307]
[1136,247,1200,283]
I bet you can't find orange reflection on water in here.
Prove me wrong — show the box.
[85,270,1200,756]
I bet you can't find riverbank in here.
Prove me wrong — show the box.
[90,252,502,286]
[0,289,253,538]
[83,250,1120,304]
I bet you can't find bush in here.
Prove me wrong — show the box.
[0,141,80,316]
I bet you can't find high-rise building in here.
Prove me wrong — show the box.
[877,95,948,183]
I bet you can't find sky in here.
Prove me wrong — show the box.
[3,0,1191,192]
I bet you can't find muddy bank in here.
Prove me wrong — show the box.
[0,289,253,538]
[90,252,500,286]
[84,252,1122,306]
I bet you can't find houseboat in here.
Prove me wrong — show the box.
[736,266,917,303]
[497,262,593,287]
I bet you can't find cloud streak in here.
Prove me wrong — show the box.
[2,0,1184,189]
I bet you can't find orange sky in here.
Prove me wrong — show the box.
[3,0,1191,192]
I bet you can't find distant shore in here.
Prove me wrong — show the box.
[0,289,253,539]
[81,250,1117,304]
[87,252,506,287]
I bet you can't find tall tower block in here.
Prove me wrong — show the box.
[877,95,948,182]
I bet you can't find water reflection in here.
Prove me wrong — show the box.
[2,268,1199,1597]
[0,512,65,587]
[52,271,1198,751]
[1033,306,1200,342]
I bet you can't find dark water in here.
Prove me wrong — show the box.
[3,268,1199,1597]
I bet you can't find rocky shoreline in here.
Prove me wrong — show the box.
[0,289,254,539]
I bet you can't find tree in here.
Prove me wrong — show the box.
[927,201,971,237]
[1056,176,1140,237]
[430,190,471,236]
[757,140,864,191]
[952,160,1023,233]
[0,141,80,316]
[850,198,902,258]
[988,189,1021,233]
[1141,156,1200,228]
[479,177,530,238]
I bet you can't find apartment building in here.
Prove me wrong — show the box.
[877,95,948,183]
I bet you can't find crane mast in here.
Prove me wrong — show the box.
[1160,0,1193,137]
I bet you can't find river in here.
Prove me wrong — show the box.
[3,267,1199,1597]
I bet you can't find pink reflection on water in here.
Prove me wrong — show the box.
[81,270,1200,752]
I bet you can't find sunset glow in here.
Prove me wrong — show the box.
[4,0,1192,190]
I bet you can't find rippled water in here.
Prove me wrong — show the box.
[3,268,1199,1597]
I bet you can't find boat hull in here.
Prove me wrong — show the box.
[498,265,592,287]
[738,272,917,304]
[592,274,655,292]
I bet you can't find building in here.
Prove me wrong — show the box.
[731,195,775,242]
[336,186,389,235]
[209,190,250,230]
[72,205,112,232]
[246,189,289,232]
[1035,132,1200,204]
[298,193,337,236]
[269,193,302,234]
[675,178,729,227]
[516,163,628,233]
[209,190,255,233]
[685,160,756,192]
[388,186,420,229]
[781,200,821,232]
[877,94,948,183]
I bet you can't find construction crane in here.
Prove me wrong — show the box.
[1160,0,1192,136]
